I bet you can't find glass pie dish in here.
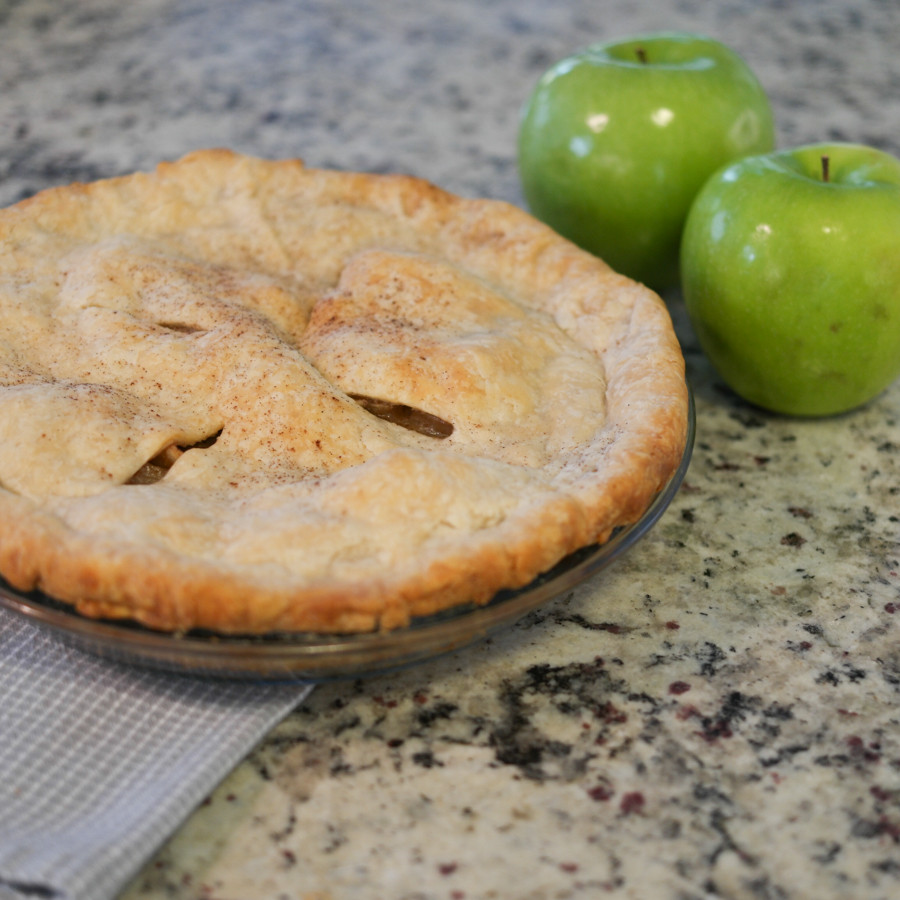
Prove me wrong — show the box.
[0,391,694,682]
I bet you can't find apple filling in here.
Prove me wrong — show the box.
[127,431,221,485]
[154,321,205,334]
[349,394,454,439]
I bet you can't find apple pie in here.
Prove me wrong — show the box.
[0,149,688,634]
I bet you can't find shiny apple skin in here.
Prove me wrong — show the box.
[681,142,900,417]
[518,32,775,291]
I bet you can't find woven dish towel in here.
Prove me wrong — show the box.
[0,607,313,900]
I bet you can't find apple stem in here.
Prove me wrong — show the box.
[821,155,830,183]
[635,46,647,64]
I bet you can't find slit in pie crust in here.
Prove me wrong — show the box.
[0,149,688,634]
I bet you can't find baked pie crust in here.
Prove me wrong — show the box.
[0,149,688,634]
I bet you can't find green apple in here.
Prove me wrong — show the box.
[518,32,775,291]
[681,142,900,417]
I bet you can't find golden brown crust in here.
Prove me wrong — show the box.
[0,149,687,634]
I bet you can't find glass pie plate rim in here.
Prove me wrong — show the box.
[0,390,695,682]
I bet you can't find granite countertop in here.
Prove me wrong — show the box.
[2,1,899,898]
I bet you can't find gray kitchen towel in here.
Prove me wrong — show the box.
[0,607,313,900]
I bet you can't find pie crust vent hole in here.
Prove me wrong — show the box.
[126,429,223,485]
[348,394,453,439]
[155,321,205,334]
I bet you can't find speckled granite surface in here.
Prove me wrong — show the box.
[1,0,898,898]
